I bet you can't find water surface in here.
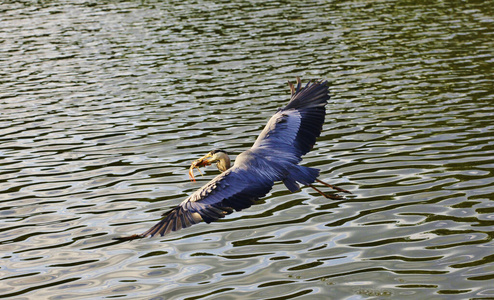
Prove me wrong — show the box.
[1,0,494,299]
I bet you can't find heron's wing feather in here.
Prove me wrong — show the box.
[252,80,329,160]
[139,166,274,237]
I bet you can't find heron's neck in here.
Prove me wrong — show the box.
[217,158,231,172]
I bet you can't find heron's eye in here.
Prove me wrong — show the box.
[210,149,227,155]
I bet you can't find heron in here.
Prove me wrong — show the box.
[114,77,351,241]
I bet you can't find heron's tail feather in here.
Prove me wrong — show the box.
[283,166,320,192]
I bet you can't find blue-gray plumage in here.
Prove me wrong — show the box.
[114,78,351,241]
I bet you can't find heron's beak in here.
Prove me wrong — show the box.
[188,153,213,182]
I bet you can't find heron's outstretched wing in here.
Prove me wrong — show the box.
[252,78,329,161]
[248,79,329,192]
[120,164,274,239]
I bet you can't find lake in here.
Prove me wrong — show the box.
[1,0,493,299]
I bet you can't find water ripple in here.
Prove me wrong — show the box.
[1,0,494,299]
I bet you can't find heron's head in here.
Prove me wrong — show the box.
[189,149,231,181]
[203,149,231,172]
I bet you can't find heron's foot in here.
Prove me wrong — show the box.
[307,184,344,200]
[113,234,144,241]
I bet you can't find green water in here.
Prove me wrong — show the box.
[1,1,493,299]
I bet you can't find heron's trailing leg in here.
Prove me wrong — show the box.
[315,178,352,194]
[306,178,351,200]
[307,184,343,200]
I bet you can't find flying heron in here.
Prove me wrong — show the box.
[114,77,351,241]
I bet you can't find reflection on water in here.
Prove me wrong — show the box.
[1,0,493,299]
